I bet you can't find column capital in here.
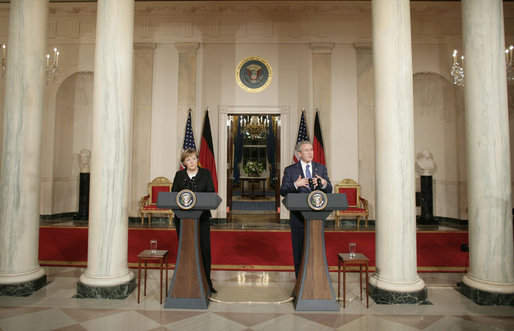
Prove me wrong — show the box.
[309,42,335,54]
[353,43,372,55]
[175,42,200,54]
[134,42,156,54]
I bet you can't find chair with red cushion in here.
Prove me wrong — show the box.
[334,178,369,228]
[140,176,173,226]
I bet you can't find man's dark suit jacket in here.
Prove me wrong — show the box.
[280,161,332,277]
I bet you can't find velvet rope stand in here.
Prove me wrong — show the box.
[157,192,221,309]
[283,193,348,311]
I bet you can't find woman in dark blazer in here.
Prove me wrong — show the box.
[172,148,216,293]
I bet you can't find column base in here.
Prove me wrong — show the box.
[77,278,136,299]
[369,283,428,304]
[0,275,47,297]
[459,282,514,306]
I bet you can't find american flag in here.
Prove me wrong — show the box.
[183,111,196,150]
[181,111,196,169]
[293,111,309,162]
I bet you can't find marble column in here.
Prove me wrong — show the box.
[130,43,155,218]
[310,42,334,166]
[369,0,426,303]
[459,0,514,305]
[175,42,199,158]
[0,0,48,296]
[77,0,136,299]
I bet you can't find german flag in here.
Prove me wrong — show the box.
[313,111,326,165]
[199,110,218,192]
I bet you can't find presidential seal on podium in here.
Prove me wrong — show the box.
[307,190,328,211]
[176,189,197,210]
[236,56,272,93]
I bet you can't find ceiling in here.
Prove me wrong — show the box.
[0,0,480,2]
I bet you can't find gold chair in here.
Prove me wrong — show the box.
[334,178,369,228]
[140,176,173,226]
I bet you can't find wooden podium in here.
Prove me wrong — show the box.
[283,193,348,311]
[157,192,221,309]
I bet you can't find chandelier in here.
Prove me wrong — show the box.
[451,45,513,86]
[240,115,270,139]
[1,44,60,84]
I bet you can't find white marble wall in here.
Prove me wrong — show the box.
[413,72,466,220]
[355,45,376,218]
[149,43,179,180]
[39,44,96,216]
[130,43,155,217]
[51,72,93,215]
[331,44,359,183]
[311,42,334,168]
[176,42,199,169]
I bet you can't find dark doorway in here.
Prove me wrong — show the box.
[226,114,281,223]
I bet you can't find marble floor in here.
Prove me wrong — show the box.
[0,268,513,331]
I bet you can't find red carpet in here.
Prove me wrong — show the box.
[39,227,469,272]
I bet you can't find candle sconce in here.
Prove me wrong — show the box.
[507,45,514,83]
[1,44,6,79]
[451,45,513,86]
[46,47,60,85]
[0,44,60,84]
[450,49,464,87]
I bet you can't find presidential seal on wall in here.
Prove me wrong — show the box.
[176,189,196,210]
[236,57,272,93]
[307,190,328,211]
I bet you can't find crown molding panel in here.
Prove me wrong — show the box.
[0,2,511,45]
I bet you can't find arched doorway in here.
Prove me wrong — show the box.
[52,72,94,215]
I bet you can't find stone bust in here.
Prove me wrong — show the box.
[416,148,436,176]
[78,149,91,173]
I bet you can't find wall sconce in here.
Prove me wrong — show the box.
[0,44,61,84]
[451,45,513,86]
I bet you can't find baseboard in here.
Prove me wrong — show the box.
[40,212,76,220]
[435,216,468,226]
[43,215,469,228]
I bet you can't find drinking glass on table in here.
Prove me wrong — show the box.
[349,242,356,258]
[150,240,158,254]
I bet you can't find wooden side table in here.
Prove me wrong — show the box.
[337,253,370,308]
[240,176,266,199]
[137,249,169,304]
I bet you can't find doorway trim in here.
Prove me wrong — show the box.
[218,106,290,219]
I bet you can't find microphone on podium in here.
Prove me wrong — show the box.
[308,178,315,191]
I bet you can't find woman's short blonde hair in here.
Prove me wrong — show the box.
[181,148,199,163]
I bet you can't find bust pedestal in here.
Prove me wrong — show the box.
[417,175,437,225]
[74,172,90,221]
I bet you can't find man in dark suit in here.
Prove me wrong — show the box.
[280,141,332,277]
